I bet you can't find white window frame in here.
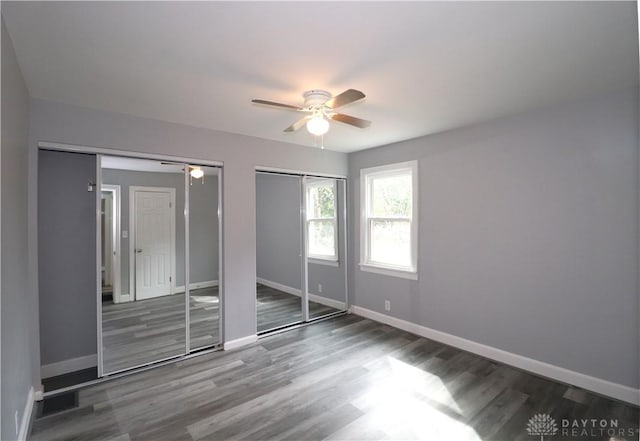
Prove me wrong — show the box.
[305,178,339,264]
[360,161,418,280]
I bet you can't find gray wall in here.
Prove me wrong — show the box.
[38,150,97,366]
[1,16,38,441]
[188,169,220,285]
[256,173,302,290]
[102,168,218,293]
[28,99,348,342]
[256,174,347,304]
[348,87,639,388]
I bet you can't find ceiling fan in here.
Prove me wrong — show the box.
[160,162,204,180]
[251,89,371,137]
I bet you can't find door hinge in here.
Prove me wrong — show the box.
[169,276,172,282]
[169,202,172,208]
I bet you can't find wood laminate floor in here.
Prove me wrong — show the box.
[32,314,638,441]
[102,285,339,373]
[102,287,220,373]
[257,283,340,333]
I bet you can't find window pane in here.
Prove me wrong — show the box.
[308,183,335,219]
[370,220,411,267]
[309,219,335,257]
[371,174,411,217]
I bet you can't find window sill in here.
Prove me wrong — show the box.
[308,258,340,268]
[359,263,418,280]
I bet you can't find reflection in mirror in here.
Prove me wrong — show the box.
[188,165,221,350]
[100,156,186,374]
[255,173,304,333]
[306,178,347,319]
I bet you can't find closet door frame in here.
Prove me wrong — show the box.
[38,142,223,379]
[255,166,349,335]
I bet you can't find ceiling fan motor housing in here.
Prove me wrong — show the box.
[303,90,331,109]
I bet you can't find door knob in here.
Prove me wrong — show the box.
[135,249,143,253]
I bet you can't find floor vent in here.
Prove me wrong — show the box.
[38,391,79,417]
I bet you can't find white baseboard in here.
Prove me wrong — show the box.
[224,334,258,351]
[309,294,346,311]
[350,305,640,406]
[257,277,300,296]
[17,386,35,441]
[41,354,97,379]
[257,278,346,310]
[114,292,132,304]
[34,385,44,402]
[176,279,219,294]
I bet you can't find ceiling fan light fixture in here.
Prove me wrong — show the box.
[306,114,329,136]
[190,167,204,179]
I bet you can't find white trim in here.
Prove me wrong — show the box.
[175,280,219,293]
[34,385,44,402]
[257,277,300,296]
[257,278,346,310]
[359,263,418,280]
[305,178,338,262]
[360,161,418,278]
[41,354,98,378]
[117,293,133,302]
[350,306,640,406]
[309,294,346,310]
[130,186,176,300]
[38,141,223,168]
[223,334,258,351]
[308,258,339,268]
[17,386,35,441]
[255,165,346,180]
[101,184,122,303]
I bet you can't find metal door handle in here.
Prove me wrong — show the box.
[135,249,143,253]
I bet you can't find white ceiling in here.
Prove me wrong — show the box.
[3,1,638,153]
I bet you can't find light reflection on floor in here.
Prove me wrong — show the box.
[191,295,219,304]
[350,356,483,440]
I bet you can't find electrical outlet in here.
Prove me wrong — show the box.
[384,300,391,311]
[15,410,19,435]
[318,284,323,293]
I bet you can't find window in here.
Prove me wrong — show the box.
[360,161,418,279]
[306,179,338,262]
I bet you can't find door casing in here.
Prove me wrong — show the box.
[102,184,122,302]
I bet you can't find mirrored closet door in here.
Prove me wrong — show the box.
[187,165,221,351]
[255,172,305,333]
[100,157,187,374]
[99,156,221,376]
[304,177,348,320]
[255,171,348,335]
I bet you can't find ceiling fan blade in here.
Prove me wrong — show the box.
[252,99,303,111]
[284,116,310,132]
[324,89,365,109]
[330,113,371,129]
